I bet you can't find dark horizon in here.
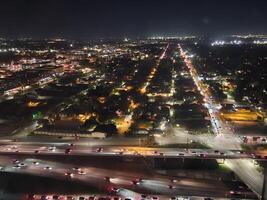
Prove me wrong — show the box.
[0,0,267,39]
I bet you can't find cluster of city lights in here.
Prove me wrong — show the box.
[0,48,20,53]
[211,40,242,46]
[253,40,267,45]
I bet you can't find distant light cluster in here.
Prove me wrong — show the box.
[0,48,20,53]
[253,40,267,45]
[211,39,267,46]
[232,34,267,39]
[148,36,196,40]
[211,40,242,46]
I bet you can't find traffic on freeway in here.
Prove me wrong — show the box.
[0,157,256,199]
[0,143,266,160]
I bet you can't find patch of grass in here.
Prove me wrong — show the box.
[217,163,231,173]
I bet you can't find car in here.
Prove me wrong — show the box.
[33,161,39,165]
[141,194,147,199]
[65,148,72,154]
[96,147,103,152]
[252,154,261,159]
[229,191,241,197]
[198,153,206,157]
[12,165,21,169]
[168,185,174,189]
[67,196,75,200]
[40,195,48,200]
[65,172,74,178]
[13,159,20,164]
[18,163,26,167]
[170,179,177,183]
[78,170,86,175]
[11,145,17,149]
[44,166,52,170]
[111,187,120,192]
[27,194,35,199]
[48,146,56,152]
[132,180,140,185]
[138,178,143,182]
[72,167,81,171]
[52,195,59,200]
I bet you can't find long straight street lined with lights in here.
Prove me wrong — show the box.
[177,44,264,196]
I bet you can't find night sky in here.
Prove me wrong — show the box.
[0,0,267,39]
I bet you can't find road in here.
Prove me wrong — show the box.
[0,156,256,199]
[0,142,266,160]
[0,193,255,200]
[178,44,264,197]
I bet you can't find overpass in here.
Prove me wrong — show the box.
[0,144,266,160]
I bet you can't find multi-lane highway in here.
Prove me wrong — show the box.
[0,143,266,160]
[1,193,254,200]
[0,156,256,199]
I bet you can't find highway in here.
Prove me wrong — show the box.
[0,143,266,160]
[0,156,256,199]
[178,44,265,197]
[0,193,255,200]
